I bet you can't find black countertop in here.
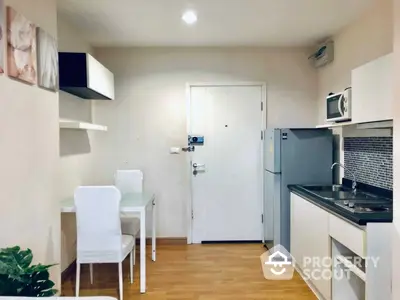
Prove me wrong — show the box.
[288,185,393,226]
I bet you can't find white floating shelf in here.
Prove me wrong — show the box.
[316,122,354,128]
[59,119,108,131]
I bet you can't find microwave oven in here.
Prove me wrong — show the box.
[326,88,351,122]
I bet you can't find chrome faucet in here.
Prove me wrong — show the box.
[331,162,357,194]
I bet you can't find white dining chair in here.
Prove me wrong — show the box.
[74,186,134,300]
[114,170,144,194]
[114,170,142,266]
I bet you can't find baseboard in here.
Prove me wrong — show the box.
[141,237,187,245]
[61,259,76,282]
[294,263,326,300]
[201,240,262,244]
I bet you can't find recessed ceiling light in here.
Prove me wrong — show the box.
[182,10,197,25]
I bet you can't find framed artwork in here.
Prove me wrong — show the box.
[0,0,4,74]
[6,6,37,84]
[37,27,58,91]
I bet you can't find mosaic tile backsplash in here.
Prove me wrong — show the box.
[344,137,393,190]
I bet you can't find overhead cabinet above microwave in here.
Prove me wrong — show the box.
[351,53,393,124]
[59,52,115,100]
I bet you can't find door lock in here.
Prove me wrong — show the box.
[193,163,198,176]
[192,163,205,176]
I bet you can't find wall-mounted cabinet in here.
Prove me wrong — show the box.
[351,53,393,124]
[59,52,115,100]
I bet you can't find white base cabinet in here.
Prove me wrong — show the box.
[332,239,366,300]
[290,192,392,300]
[291,193,331,300]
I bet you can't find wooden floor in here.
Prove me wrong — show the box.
[62,244,316,300]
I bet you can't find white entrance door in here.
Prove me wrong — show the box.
[189,84,264,243]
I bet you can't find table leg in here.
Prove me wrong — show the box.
[140,209,146,293]
[152,198,156,261]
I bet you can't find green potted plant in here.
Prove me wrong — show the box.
[0,246,57,296]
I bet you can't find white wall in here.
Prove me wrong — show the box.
[57,16,97,271]
[0,0,60,288]
[91,47,318,237]
[392,0,400,298]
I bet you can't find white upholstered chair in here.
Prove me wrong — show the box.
[114,170,142,266]
[74,186,134,300]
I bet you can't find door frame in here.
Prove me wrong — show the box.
[185,82,267,244]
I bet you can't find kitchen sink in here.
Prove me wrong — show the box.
[298,185,381,201]
[302,185,349,192]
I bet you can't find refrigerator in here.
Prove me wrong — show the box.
[264,128,333,252]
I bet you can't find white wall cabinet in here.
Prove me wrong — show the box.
[59,52,115,100]
[351,53,393,123]
[290,193,331,300]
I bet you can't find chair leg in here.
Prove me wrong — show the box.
[118,262,123,300]
[90,263,93,284]
[133,237,136,265]
[75,262,81,296]
[130,251,133,284]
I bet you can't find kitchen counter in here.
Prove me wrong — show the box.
[288,185,393,226]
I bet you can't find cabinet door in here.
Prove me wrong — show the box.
[351,53,393,123]
[290,193,306,273]
[291,193,331,300]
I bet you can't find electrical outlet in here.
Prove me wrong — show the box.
[170,147,181,154]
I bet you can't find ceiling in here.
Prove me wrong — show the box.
[57,0,374,47]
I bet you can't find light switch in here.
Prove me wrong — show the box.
[170,147,181,154]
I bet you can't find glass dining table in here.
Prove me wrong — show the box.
[61,192,156,293]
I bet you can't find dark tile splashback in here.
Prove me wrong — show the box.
[344,137,393,190]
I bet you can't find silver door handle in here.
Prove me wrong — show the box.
[193,163,205,168]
